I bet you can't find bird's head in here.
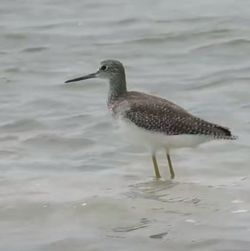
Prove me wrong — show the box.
[65,59,126,83]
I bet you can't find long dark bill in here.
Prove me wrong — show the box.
[65,72,97,83]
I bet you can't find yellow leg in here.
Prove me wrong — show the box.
[152,154,161,179]
[166,153,175,179]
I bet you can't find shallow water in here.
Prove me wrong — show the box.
[1,0,250,250]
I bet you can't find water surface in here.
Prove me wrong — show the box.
[0,0,250,250]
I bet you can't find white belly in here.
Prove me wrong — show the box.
[117,118,213,152]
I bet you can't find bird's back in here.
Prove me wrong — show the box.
[114,91,236,140]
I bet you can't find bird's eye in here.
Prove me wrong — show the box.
[100,65,108,71]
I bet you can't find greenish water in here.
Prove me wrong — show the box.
[0,0,250,250]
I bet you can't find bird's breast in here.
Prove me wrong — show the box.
[107,100,130,119]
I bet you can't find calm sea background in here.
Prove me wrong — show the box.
[0,0,250,250]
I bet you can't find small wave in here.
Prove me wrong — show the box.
[28,21,77,30]
[28,98,64,109]
[0,135,18,142]
[188,65,250,90]
[156,16,220,24]
[3,67,21,73]
[21,46,48,53]
[0,119,46,133]
[23,134,94,151]
[96,28,234,46]
[190,65,250,79]
[3,33,27,40]
[192,38,250,52]
[117,18,140,25]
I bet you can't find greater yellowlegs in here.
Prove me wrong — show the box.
[65,60,236,179]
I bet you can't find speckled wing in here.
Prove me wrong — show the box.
[123,91,235,139]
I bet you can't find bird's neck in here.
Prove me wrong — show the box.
[108,76,127,104]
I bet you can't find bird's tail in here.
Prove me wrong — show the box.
[215,125,237,140]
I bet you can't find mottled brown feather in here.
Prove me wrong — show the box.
[113,91,236,139]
